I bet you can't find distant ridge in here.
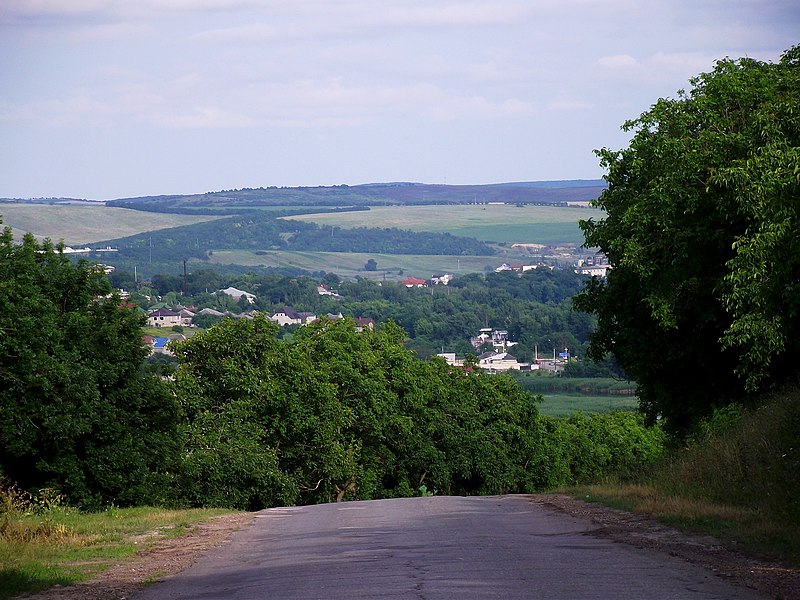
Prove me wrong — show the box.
[107,180,606,212]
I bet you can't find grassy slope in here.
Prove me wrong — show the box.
[207,250,516,280]
[0,204,220,245]
[563,387,800,565]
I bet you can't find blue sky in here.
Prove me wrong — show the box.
[1,1,796,200]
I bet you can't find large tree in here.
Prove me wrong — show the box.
[575,46,800,432]
[0,224,180,507]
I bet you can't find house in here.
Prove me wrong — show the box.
[576,264,612,277]
[477,351,524,372]
[317,284,341,298]
[354,317,375,332]
[197,308,226,317]
[270,306,302,326]
[270,307,317,326]
[436,353,465,367]
[402,276,427,288]
[430,273,453,285]
[218,286,256,303]
[147,308,181,328]
[178,309,195,327]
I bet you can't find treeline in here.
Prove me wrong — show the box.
[1,227,661,510]
[105,181,605,212]
[113,266,603,364]
[90,211,492,276]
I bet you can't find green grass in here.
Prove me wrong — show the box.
[286,204,602,245]
[207,250,516,280]
[0,204,221,245]
[0,505,233,599]
[537,394,639,417]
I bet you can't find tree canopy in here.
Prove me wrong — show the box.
[576,46,800,432]
[0,223,179,507]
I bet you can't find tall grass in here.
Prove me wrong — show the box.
[0,480,232,598]
[568,387,800,564]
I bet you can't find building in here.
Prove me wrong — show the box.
[147,308,181,328]
[218,286,256,303]
[402,276,427,288]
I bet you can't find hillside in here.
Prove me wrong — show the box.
[106,181,606,213]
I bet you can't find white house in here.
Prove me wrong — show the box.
[218,286,256,303]
[576,264,612,277]
[477,351,523,372]
[270,306,317,326]
[147,308,181,328]
[317,284,342,298]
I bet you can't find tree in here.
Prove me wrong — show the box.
[364,258,378,271]
[575,46,800,432]
[170,315,546,508]
[0,224,180,507]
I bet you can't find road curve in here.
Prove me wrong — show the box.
[132,495,765,600]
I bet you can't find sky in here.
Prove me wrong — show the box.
[0,1,797,200]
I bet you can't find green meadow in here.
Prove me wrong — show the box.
[0,204,220,245]
[207,250,516,280]
[286,204,603,245]
[537,394,639,418]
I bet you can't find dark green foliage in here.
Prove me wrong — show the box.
[106,181,606,212]
[576,46,800,432]
[171,315,664,510]
[0,225,180,508]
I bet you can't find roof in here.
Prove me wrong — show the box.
[219,286,256,299]
[274,306,301,319]
[148,308,180,317]
[152,337,170,349]
[402,277,427,286]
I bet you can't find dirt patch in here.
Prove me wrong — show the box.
[19,512,256,600]
[17,496,800,600]
[531,493,800,600]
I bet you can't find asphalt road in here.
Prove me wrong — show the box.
[132,495,765,600]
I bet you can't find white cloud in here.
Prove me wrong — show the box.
[596,54,638,70]
[151,106,254,128]
[69,21,153,42]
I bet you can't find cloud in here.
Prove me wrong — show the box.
[151,106,254,128]
[596,54,638,69]
[69,21,153,42]
[547,96,593,111]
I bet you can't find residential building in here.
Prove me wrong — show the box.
[218,286,256,303]
[147,308,181,328]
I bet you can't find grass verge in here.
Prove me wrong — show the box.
[0,501,233,599]
[559,387,800,565]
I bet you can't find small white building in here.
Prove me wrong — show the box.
[477,351,523,372]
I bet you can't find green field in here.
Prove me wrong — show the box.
[287,204,602,245]
[207,250,516,280]
[537,394,639,417]
[0,204,220,245]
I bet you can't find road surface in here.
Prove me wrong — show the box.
[132,495,765,599]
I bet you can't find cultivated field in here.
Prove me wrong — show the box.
[0,204,220,245]
[537,394,639,417]
[207,250,519,280]
[286,204,603,245]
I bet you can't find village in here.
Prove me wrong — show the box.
[141,269,581,374]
